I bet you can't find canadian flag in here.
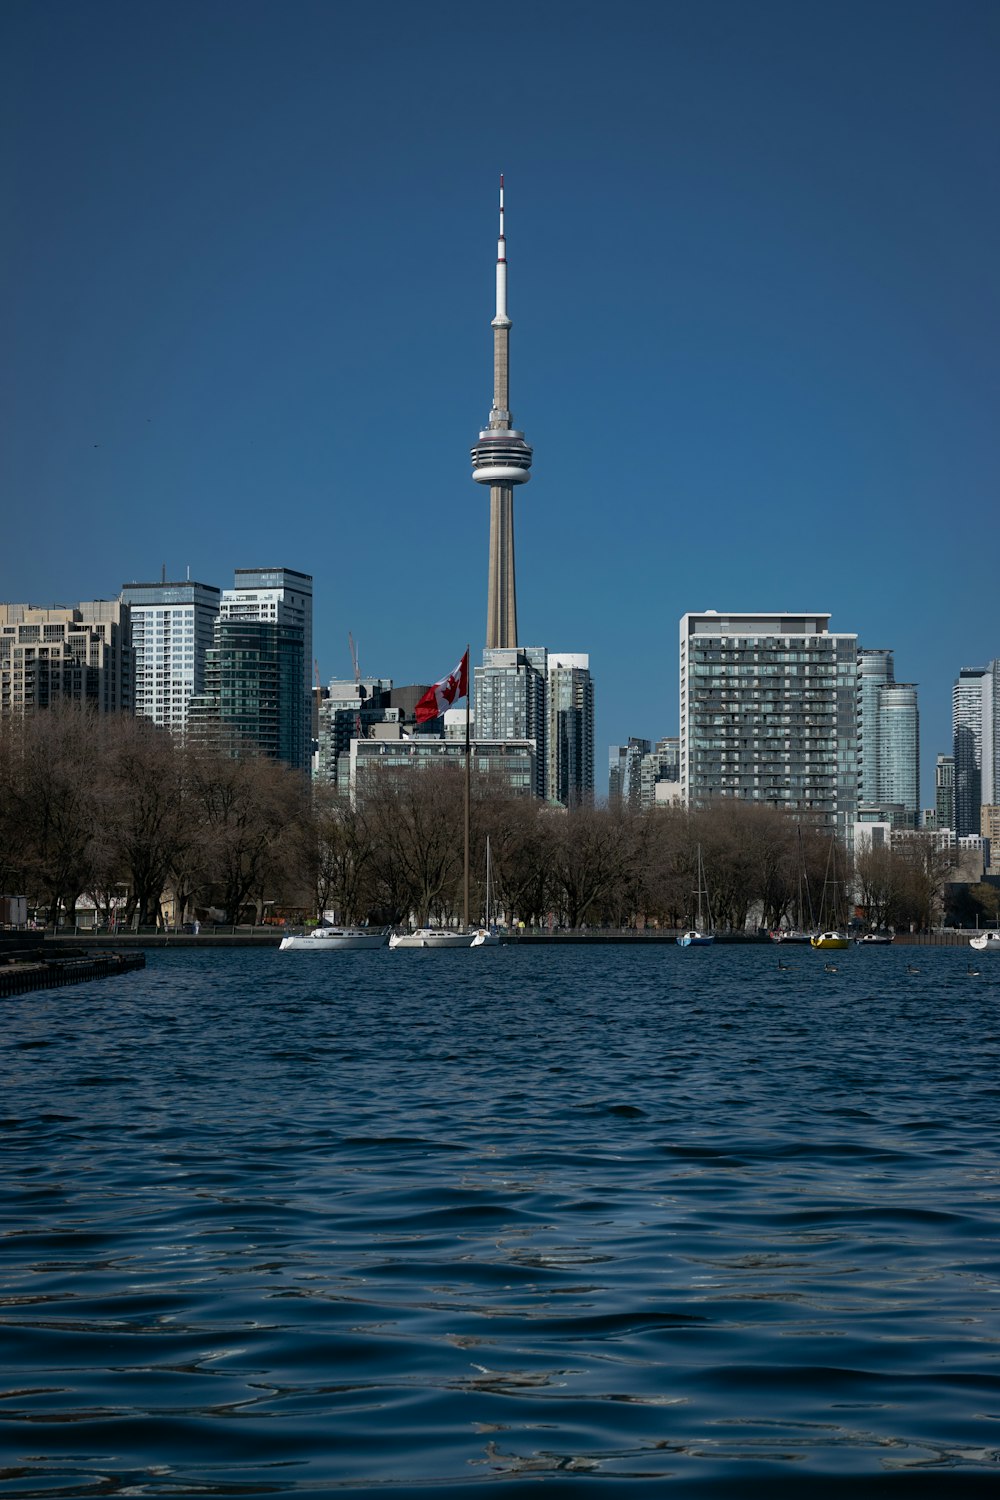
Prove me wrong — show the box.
[414,650,469,724]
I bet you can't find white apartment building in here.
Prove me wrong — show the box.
[120,581,220,736]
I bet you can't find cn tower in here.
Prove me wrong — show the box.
[471,175,532,650]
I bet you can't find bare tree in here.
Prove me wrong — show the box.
[362,763,464,926]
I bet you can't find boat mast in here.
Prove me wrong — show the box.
[463,643,471,931]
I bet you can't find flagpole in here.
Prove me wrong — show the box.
[464,643,471,932]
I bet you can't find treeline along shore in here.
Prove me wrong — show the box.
[2,706,994,935]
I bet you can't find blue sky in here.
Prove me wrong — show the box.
[3,0,997,800]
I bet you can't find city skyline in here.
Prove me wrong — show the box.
[3,2,998,802]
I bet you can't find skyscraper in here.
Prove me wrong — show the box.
[953,667,987,837]
[188,568,313,772]
[857,648,893,808]
[679,611,858,836]
[471,177,532,650]
[121,580,219,735]
[856,648,919,828]
[474,647,546,799]
[876,682,919,824]
[547,654,595,807]
[953,661,1000,836]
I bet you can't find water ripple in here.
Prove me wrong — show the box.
[2,943,999,1494]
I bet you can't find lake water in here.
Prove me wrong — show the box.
[2,944,1000,1497]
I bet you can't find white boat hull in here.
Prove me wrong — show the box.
[279,928,388,951]
[969,931,1000,953]
[389,929,476,949]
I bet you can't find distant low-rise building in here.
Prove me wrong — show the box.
[347,726,537,801]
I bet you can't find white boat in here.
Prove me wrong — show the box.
[389,928,476,950]
[279,926,388,951]
[969,930,1000,953]
[471,836,501,946]
[856,932,893,945]
[677,845,715,947]
[391,839,502,950]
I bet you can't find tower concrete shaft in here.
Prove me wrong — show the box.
[471,175,532,650]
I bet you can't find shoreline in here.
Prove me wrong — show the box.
[36,929,983,949]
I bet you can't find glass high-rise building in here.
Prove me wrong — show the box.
[857,649,893,808]
[546,654,594,807]
[609,739,650,809]
[120,581,219,735]
[680,611,858,837]
[953,661,1000,837]
[856,649,919,829]
[191,619,305,769]
[876,682,919,825]
[474,647,547,799]
[953,667,989,837]
[188,568,312,772]
[935,753,956,833]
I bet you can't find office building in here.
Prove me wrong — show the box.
[0,600,132,715]
[547,654,595,807]
[121,580,219,735]
[609,739,651,809]
[474,647,547,799]
[680,611,858,836]
[470,177,532,650]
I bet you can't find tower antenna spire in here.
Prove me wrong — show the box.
[472,174,533,650]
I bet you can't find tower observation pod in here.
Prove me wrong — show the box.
[471,175,532,650]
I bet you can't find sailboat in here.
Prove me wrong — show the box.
[810,836,850,950]
[770,827,814,942]
[677,845,715,946]
[471,836,500,946]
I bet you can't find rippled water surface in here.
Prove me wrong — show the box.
[3,944,1000,1496]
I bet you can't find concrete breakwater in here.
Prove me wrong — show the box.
[0,935,147,997]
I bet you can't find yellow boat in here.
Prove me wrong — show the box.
[810,930,850,950]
